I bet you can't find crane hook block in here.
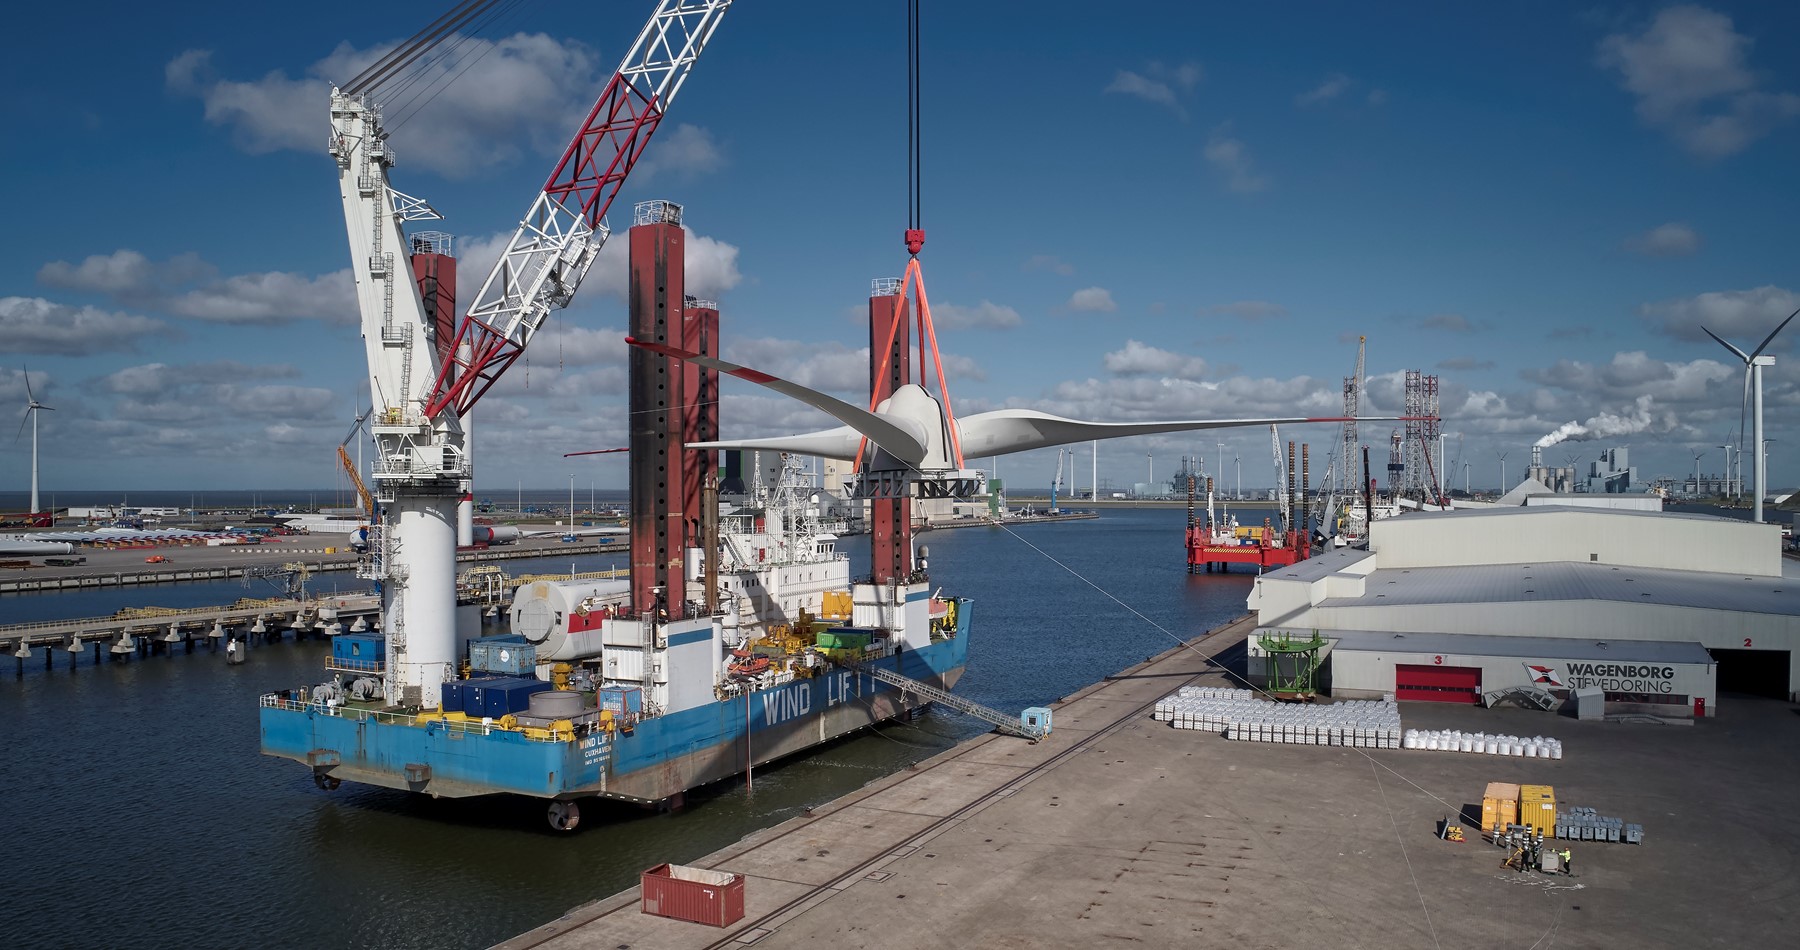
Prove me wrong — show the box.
[904,228,925,255]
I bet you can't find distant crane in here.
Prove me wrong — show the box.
[1270,424,1287,529]
[337,408,375,522]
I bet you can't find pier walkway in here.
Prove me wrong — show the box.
[2,594,382,661]
[0,538,626,594]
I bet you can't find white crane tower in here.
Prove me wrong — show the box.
[330,0,733,708]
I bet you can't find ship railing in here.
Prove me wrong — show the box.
[259,692,585,741]
[325,657,386,675]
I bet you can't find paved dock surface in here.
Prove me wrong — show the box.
[499,616,1799,950]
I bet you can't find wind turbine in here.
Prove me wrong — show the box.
[1717,440,1734,501]
[1692,450,1706,498]
[1496,451,1508,494]
[16,367,53,515]
[1703,307,1799,523]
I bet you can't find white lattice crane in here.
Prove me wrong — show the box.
[330,0,733,707]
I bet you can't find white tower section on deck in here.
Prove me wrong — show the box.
[329,91,466,708]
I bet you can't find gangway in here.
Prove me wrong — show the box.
[842,659,1049,741]
[1482,684,1558,711]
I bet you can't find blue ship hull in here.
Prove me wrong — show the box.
[260,610,970,805]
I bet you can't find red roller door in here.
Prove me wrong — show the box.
[1396,663,1482,703]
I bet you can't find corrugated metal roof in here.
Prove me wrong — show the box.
[1317,560,1800,617]
[1286,627,1716,664]
[1266,546,1373,582]
[1413,504,1733,526]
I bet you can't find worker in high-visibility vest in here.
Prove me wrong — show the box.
[1559,848,1574,877]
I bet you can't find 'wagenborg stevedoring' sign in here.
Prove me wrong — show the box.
[1527,661,1677,694]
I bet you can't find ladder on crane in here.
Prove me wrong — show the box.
[840,658,1047,741]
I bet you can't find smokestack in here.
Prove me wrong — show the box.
[1532,445,1542,469]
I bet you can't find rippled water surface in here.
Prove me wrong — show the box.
[1,507,1251,949]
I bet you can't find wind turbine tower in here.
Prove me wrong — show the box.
[18,368,52,515]
[1703,307,1798,523]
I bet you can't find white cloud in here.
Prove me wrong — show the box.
[723,339,871,394]
[38,249,212,295]
[1626,222,1701,257]
[1521,351,1736,402]
[1597,5,1800,159]
[0,296,169,355]
[167,33,716,180]
[932,300,1023,330]
[1203,124,1270,193]
[1204,300,1286,321]
[634,123,725,181]
[1419,313,1475,333]
[530,323,628,367]
[1640,285,1800,344]
[1067,287,1117,313]
[94,362,336,427]
[164,269,356,325]
[1296,73,1352,106]
[1103,340,1208,378]
[37,249,355,326]
[1103,60,1203,118]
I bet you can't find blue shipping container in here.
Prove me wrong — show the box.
[461,678,518,718]
[482,679,552,718]
[331,634,385,669]
[441,681,462,713]
[469,640,538,675]
[599,686,643,717]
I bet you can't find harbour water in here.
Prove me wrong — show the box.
[0,507,1251,949]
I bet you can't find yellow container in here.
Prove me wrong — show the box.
[1519,784,1556,836]
[1482,781,1520,835]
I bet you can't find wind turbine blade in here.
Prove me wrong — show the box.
[14,412,27,442]
[21,366,34,403]
[625,337,929,466]
[954,411,1401,459]
[1748,306,1800,360]
[1702,325,1750,363]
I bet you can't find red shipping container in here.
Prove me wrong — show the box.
[640,863,745,927]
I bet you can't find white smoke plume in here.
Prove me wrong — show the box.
[1535,394,1667,449]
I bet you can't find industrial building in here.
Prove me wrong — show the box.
[1247,505,1798,713]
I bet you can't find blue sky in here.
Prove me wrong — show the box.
[4,1,1799,498]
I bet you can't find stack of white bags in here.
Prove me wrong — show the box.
[1154,686,1402,749]
[1402,729,1563,759]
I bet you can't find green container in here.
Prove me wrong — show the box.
[815,630,871,652]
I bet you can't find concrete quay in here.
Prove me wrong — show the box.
[0,536,625,593]
[499,615,1799,950]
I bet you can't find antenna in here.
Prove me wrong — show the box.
[1702,306,1798,523]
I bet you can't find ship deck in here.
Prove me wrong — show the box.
[496,614,1800,950]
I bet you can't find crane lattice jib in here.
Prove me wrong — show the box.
[423,0,734,420]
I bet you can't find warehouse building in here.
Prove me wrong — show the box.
[1246,506,1797,714]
